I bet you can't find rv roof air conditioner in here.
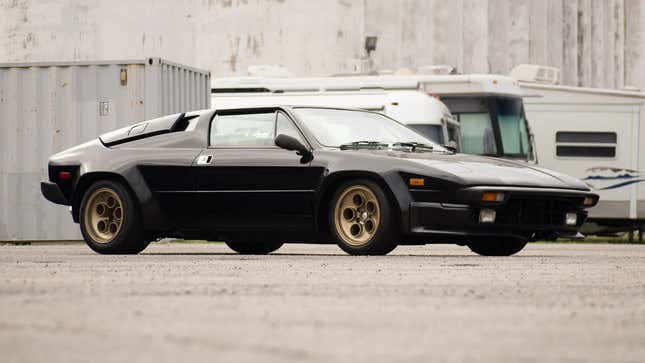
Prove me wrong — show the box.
[510,64,560,85]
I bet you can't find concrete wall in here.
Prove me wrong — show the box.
[1,0,645,89]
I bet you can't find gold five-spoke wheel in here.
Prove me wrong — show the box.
[83,187,124,244]
[334,185,380,246]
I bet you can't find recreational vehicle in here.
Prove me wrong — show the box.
[513,65,645,237]
[211,72,535,162]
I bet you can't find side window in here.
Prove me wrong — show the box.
[210,112,276,147]
[276,112,306,144]
[555,131,617,158]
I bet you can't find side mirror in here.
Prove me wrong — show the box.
[443,140,458,153]
[274,134,313,163]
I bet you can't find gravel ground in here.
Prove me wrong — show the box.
[1,242,644,363]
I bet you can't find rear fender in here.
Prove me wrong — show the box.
[72,169,167,230]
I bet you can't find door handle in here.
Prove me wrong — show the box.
[196,154,213,165]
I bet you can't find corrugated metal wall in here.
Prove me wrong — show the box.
[1,0,644,90]
[159,60,211,115]
[0,60,210,240]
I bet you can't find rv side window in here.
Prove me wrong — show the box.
[555,131,617,158]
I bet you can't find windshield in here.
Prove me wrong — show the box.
[495,98,529,158]
[292,108,446,151]
[442,96,532,160]
[459,113,497,155]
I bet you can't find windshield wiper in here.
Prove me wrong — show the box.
[339,141,389,150]
[391,142,434,152]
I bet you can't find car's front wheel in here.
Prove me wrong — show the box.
[467,237,528,256]
[225,240,283,255]
[79,180,150,254]
[330,180,399,255]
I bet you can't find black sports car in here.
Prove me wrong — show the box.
[41,106,598,256]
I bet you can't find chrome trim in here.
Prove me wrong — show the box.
[440,203,470,209]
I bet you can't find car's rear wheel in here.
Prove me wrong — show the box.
[225,240,283,255]
[80,180,150,254]
[330,180,399,255]
[467,237,528,256]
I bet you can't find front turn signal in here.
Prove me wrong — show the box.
[409,178,425,187]
[481,192,505,202]
[583,196,596,207]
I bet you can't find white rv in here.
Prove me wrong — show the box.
[513,65,645,236]
[212,72,535,161]
[211,86,460,147]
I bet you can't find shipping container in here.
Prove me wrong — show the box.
[0,58,211,241]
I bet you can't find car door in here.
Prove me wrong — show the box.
[192,109,322,230]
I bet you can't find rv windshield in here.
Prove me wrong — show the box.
[442,96,533,160]
[496,98,530,158]
[459,113,497,155]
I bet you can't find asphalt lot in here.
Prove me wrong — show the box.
[1,242,644,363]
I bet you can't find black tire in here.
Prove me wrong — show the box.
[467,237,528,256]
[225,240,283,255]
[329,179,399,255]
[79,180,150,254]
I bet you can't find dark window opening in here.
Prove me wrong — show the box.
[556,146,616,157]
[555,131,617,158]
[556,132,616,143]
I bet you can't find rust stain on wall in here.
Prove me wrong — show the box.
[225,34,241,72]
[216,0,233,8]
[209,0,253,8]
[246,33,264,57]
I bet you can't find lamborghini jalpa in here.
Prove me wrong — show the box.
[41,107,598,256]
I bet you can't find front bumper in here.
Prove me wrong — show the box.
[41,181,69,205]
[406,186,595,242]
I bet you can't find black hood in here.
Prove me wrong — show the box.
[341,149,590,191]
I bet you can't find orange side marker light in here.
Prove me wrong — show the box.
[409,178,425,187]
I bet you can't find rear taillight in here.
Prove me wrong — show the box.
[59,171,72,180]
